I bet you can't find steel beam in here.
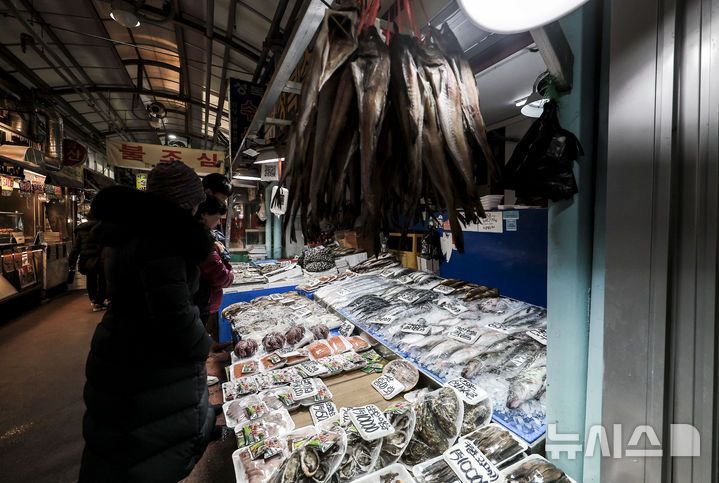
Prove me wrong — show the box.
[210,0,238,146]
[173,1,192,143]
[121,58,181,73]
[203,0,214,148]
[232,0,328,168]
[0,44,105,144]
[530,22,574,92]
[252,0,290,83]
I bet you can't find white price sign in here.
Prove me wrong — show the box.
[299,360,328,377]
[348,405,395,441]
[310,402,338,426]
[398,275,414,285]
[433,284,456,295]
[337,288,352,297]
[445,378,489,405]
[527,327,548,345]
[371,373,405,400]
[443,439,501,483]
[485,322,514,334]
[270,293,284,301]
[339,321,355,337]
[398,292,421,304]
[291,379,319,400]
[371,314,396,325]
[448,326,481,345]
[401,323,431,335]
[296,309,312,318]
[438,299,469,315]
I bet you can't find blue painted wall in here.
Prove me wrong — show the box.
[437,209,548,307]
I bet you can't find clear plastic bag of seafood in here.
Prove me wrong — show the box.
[224,395,271,429]
[224,377,259,402]
[233,438,291,483]
[444,378,494,436]
[235,408,296,448]
[260,387,302,411]
[328,423,383,482]
[372,401,416,469]
[300,379,334,406]
[500,454,577,483]
[400,387,464,467]
[270,426,348,483]
[411,455,460,483]
[462,423,529,468]
[351,463,416,483]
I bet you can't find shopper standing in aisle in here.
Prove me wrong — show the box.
[195,195,234,350]
[68,214,106,311]
[80,161,215,483]
[202,172,232,262]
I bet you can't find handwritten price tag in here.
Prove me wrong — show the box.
[527,327,548,345]
[290,379,319,400]
[371,373,405,400]
[339,321,354,337]
[445,378,489,405]
[398,292,421,304]
[270,293,284,301]
[371,314,396,325]
[448,326,481,344]
[296,309,312,318]
[349,405,395,441]
[336,288,352,297]
[299,360,328,377]
[401,323,431,335]
[398,275,414,285]
[310,402,338,426]
[433,284,456,295]
[485,322,513,334]
[443,439,501,483]
[437,299,469,315]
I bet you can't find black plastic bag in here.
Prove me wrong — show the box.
[419,227,442,262]
[505,100,583,202]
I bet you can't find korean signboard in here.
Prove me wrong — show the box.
[229,78,265,162]
[106,140,225,175]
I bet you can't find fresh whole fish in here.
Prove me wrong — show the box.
[507,352,547,409]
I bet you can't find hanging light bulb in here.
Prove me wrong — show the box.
[110,0,141,28]
[457,0,590,34]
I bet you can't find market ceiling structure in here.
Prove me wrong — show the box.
[0,0,540,157]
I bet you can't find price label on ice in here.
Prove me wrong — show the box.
[445,378,489,405]
[371,373,405,400]
[371,314,396,325]
[485,322,513,334]
[398,275,414,285]
[401,323,431,335]
[448,326,481,345]
[296,309,312,318]
[444,439,501,483]
[437,299,469,315]
[398,292,421,304]
[339,321,355,337]
[433,284,456,295]
[310,402,338,426]
[270,293,284,301]
[527,327,548,345]
[349,405,395,441]
[291,379,319,400]
[280,298,295,305]
[337,288,352,297]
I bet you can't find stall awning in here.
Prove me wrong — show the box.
[47,167,84,190]
[0,145,47,175]
[83,169,115,193]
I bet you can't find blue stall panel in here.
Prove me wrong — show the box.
[438,209,547,307]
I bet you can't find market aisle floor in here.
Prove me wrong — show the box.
[0,291,97,482]
[0,292,236,483]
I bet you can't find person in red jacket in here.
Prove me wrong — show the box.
[194,195,234,346]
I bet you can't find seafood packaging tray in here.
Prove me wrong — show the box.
[308,272,548,444]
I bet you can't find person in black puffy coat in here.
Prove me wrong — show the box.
[79,161,214,483]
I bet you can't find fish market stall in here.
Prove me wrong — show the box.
[219,285,570,483]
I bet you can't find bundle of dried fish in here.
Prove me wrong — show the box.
[504,456,573,482]
[412,456,460,483]
[401,387,462,466]
[276,4,500,253]
[463,285,500,301]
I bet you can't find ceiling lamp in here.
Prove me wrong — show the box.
[233,168,262,181]
[457,0,589,34]
[253,147,284,165]
[110,0,141,28]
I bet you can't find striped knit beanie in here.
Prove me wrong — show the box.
[147,161,206,210]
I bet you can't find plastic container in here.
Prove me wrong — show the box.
[411,455,460,483]
[462,423,529,468]
[499,454,578,483]
[351,463,416,483]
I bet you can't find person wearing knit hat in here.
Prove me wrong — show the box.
[147,160,207,212]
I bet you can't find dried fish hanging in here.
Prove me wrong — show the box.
[276,0,502,253]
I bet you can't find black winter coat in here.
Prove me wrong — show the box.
[69,220,102,274]
[80,186,215,483]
